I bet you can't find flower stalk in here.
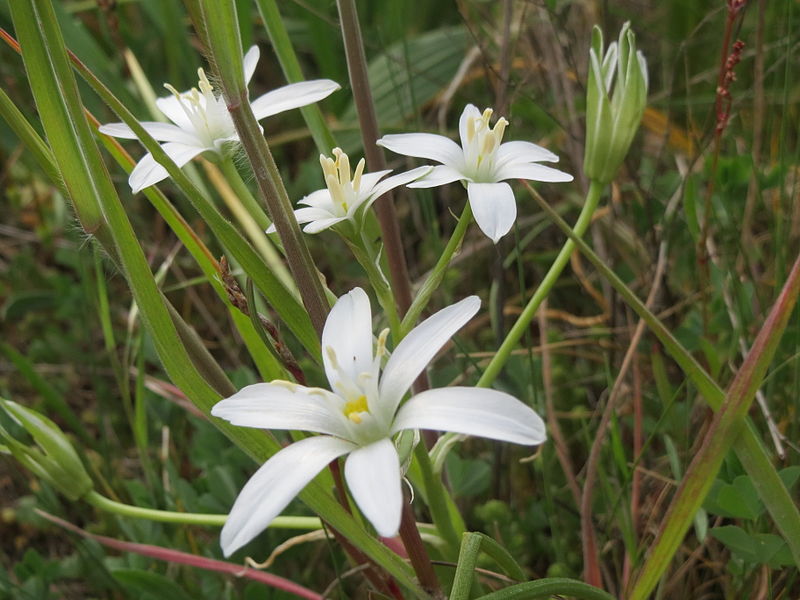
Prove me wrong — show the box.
[198,0,330,336]
[336,0,415,317]
[83,490,321,529]
[477,180,604,388]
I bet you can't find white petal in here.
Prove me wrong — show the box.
[344,438,402,537]
[156,95,193,130]
[379,295,480,416]
[377,133,465,170]
[322,288,374,391]
[298,188,334,208]
[304,216,348,234]
[494,162,574,183]
[98,122,140,140]
[294,206,337,224]
[392,387,546,445]
[243,45,260,85]
[357,170,392,196]
[407,164,465,188]
[467,182,516,243]
[211,382,351,439]
[458,104,482,149]
[368,166,431,204]
[98,121,198,145]
[128,142,205,193]
[495,140,560,165]
[220,436,355,556]
[250,79,340,120]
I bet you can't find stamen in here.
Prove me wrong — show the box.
[494,117,508,144]
[376,328,390,359]
[197,68,214,96]
[338,151,351,184]
[352,158,366,191]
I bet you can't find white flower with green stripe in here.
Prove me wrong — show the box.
[99,46,339,192]
[212,287,546,556]
[378,104,573,243]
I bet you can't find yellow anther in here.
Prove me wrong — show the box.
[352,158,366,191]
[338,151,351,184]
[343,395,369,424]
[197,68,214,95]
[376,328,390,359]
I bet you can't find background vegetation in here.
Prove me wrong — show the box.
[0,0,798,598]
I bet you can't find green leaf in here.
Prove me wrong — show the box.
[445,453,490,498]
[704,475,762,520]
[110,569,194,600]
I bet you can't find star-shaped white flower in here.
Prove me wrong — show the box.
[99,46,340,193]
[269,147,429,234]
[211,287,546,556]
[377,104,574,243]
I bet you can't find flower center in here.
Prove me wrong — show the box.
[324,328,390,443]
[163,68,235,148]
[343,394,369,424]
[464,108,508,182]
[320,148,366,216]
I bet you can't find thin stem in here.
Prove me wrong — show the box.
[413,442,461,553]
[225,90,330,336]
[477,180,604,388]
[336,0,414,317]
[346,233,402,339]
[399,501,442,598]
[401,204,473,335]
[83,490,321,529]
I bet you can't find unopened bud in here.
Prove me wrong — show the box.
[583,22,648,184]
[0,400,93,501]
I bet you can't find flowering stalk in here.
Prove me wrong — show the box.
[400,204,473,337]
[198,0,330,335]
[476,180,603,388]
[83,490,321,529]
[336,0,415,317]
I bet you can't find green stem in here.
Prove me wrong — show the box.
[84,490,321,529]
[477,180,604,388]
[401,203,473,336]
[348,232,402,339]
[336,0,414,317]
[413,442,461,553]
[200,0,330,336]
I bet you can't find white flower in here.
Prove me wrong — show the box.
[268,147,429,234]
[211,287,546,556]
[377,104,573,243]
[99,46,340,193]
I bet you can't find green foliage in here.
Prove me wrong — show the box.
[1,0,799,598]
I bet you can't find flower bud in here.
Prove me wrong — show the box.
[583,22,648,184]
[0,400,93,501]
